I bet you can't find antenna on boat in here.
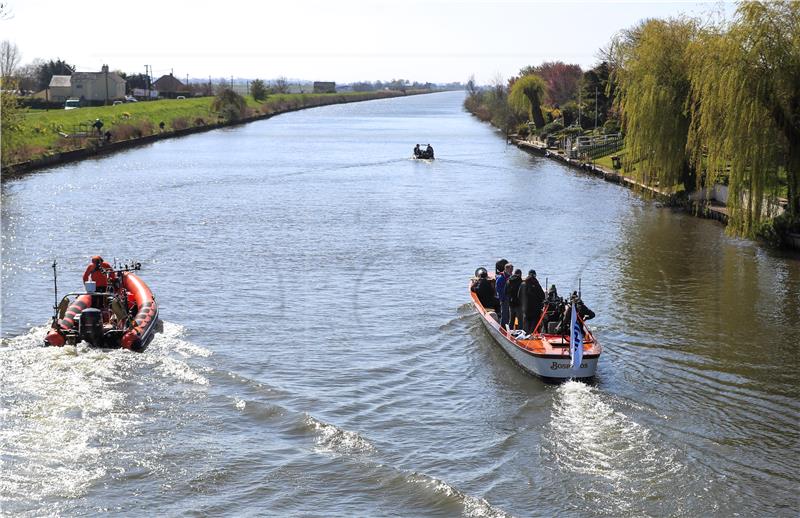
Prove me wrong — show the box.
[578,277,581,298]
[51,260,58,316]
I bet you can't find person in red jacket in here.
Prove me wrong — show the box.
[82,255,116,292]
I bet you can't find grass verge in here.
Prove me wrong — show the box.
[2,90,430,169]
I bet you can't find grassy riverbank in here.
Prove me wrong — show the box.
[2,90,431,170]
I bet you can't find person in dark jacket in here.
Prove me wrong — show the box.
[495,258,508,275]
[495,263,513,329]
[570,291,595,321]
[519,270,545,333]
[540,284,562,334]
[507,269,523,330]
[556,292,596,334]
[471,270,498,311]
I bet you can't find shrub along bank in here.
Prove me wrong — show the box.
[1,90,431,173]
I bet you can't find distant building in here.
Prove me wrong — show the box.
[152,73,186,98]
[313,81,336,94]
[47,65,125,103]
[48,75,72,102]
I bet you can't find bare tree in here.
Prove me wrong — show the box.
[16,58,43,93]
[273,76,289,94]
[465,74,479,98]
[1,40,20,80]
[0,3,12,20]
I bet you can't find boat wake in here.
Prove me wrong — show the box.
[0,322,213,511]
[402,472,513,518]
[545,381,685,514]
[2,323,511,516]
[302,414,375,456]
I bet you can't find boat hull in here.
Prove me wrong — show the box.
[477,313,598,382]
[469,276,600,382]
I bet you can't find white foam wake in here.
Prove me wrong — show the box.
[304,415,374,455]
[547,381,684,512]
[405,472,513,518]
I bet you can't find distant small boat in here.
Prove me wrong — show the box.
[412,144,435,160]
[44,262,159,351]
[469,268,601,382]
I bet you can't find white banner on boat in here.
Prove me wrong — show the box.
[570,301,584,369]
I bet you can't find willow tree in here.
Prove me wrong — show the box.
[687,1,800,236]
[614,17,699,192]
[508,74,547,129]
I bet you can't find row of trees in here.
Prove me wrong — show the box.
[612,1,798,236]
[464,58,617,139]
[350,79,435,92]
[465,0,798,239]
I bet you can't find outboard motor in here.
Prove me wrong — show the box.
[79,308,103,346]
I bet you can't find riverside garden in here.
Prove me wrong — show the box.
[463,1,798,248]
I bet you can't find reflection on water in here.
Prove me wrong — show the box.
[2,91,798,517]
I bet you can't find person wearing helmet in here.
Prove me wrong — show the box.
[82,255,116,292]
[471,269,499,311]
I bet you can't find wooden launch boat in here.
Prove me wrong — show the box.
[469,268,601,382]
[44,262,159,351]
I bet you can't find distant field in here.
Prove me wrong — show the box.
[3,90,424,167]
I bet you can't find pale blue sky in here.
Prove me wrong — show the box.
[3,0,735,84]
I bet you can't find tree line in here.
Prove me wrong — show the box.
[464,0,798,241]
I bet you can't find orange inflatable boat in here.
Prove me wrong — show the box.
[44,262,159,351]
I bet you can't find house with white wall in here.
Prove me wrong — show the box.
[47,65,126,104]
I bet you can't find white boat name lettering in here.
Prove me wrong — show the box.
[551,362,587,370]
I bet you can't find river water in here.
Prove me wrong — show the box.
[1,91,798,517]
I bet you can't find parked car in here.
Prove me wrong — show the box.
[64,99,80,110]
[176,95,186,100]
[124,96,138,103]
[112,100,123,106]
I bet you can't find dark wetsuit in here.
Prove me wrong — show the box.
[507,273,523,330]
[472,277,498,311]
[519,277,545,333]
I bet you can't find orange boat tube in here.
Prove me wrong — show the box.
[44,271,159,351]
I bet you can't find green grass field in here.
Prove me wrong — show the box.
[3,90,421,167]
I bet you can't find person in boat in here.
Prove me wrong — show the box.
[555,292,595,335]
[519,270,545,334]
[413,144,421,158]
[425,144,434,159]
[495,262,513,329]
[570,291,595,321]
[471,270,499,311]
[507,268,523,329]
[495,258,509,275]
[82,255,116,292]
[540,284,562,333]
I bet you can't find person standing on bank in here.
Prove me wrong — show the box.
[507,268,523,330]
[495,262,513,329]
[519,269,545,334]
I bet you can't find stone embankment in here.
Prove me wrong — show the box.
[512,137,730,224]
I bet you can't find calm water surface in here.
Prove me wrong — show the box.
[2,91,798,517]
